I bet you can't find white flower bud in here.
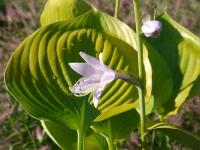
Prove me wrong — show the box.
[141,20,162,38]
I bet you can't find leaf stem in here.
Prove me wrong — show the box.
[107,120,115,150]
[77,100,86,150]
[132,0,146,149]
[150,130,156,149]
[114,0,120,18]
[77,130,84,150]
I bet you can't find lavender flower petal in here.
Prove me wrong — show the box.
[142,20,162,38]
[69,63,104,77]
[70,75,101,96]
[93,71,115,107]
[69,51,116,108]
[99,52,114,74]
[79,52,102,67]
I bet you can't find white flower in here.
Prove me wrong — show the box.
[69,52,116,108]
[141,20,162,38]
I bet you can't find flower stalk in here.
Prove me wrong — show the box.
[114,0,120,18]
[77,130,85,150]
[107,120,115,150]
[132,0,146,149]
[77,99,87,150]
[115,70,143,88]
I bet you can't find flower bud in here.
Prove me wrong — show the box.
[141,20,162,38]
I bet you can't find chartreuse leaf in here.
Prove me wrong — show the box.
[5,7,172,148]
[5,9,143,119]
[5,9,142,148]
[144,12,200,115]
[41,0,173,114]
[141,42,173,114]
[147,122,200,150]
[85,132,108,150]
[41,120,77,149]
[41,120,108,150]
[40,0,92,26]
[93,105,139,144]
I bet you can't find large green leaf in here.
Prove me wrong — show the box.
[6,9,142,119]
[41,120,108,150]
[93,105,139,143]
[41,120,77,149]
[5,7,173,148]
[140,43,173,113]
[85,131,108,150]
[40,0,173,114]
[5,8,173,123]
[5,9,142,137]
[40,0,92,26]
[144,12,200,115]
[147,122,200,150]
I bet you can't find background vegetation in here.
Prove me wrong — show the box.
[0,0,200,149]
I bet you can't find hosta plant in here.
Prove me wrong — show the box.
[4,0,200,149]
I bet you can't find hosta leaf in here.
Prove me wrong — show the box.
[147,122,200,150]
[144,12,200,115]
[95,103,135,122]
[5,9,141,131]
[41,120,108,150]
[142,43,173,113]
[41,120,77,149]
[40,0,92,26]
[5,0,176,148]
[5,8,173,128]
[4,10,139,149]
[85,132,108,150]
[93,106,139,143]
[40,0,173,114]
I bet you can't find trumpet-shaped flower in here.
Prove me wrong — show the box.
[141,20,162,38]
[69,52,116,108]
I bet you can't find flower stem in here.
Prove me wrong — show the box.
[132,0,146,149]
[77,100,86,150]
[114,0,120,18]
[77,130,85,150]
[107,120,115,150]
[115,70,143,88]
